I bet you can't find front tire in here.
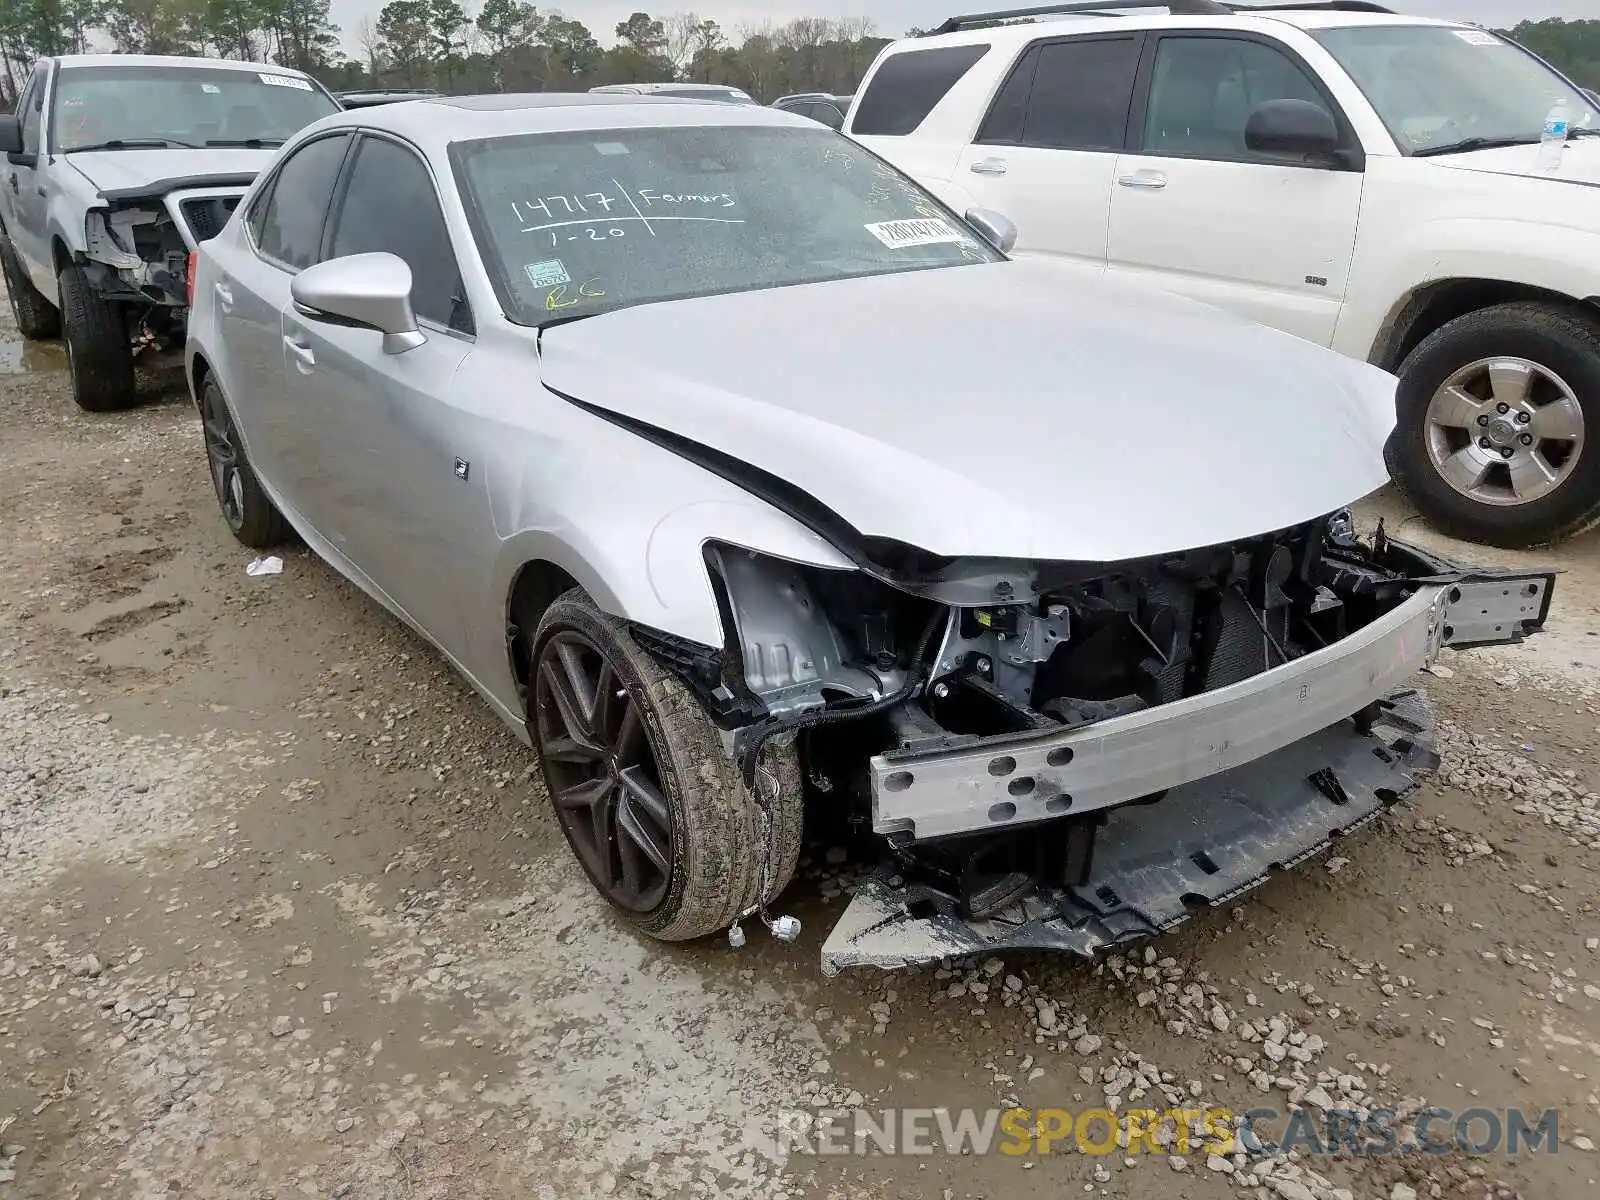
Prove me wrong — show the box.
[0,235,60,339]
[200,376,289,549]
[529,590,803,942]
[1386,302,1600,549]
[58,262,136,412]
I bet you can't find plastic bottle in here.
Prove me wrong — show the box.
[1537,98,1570,171]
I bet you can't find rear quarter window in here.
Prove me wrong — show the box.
[850,43,992,137]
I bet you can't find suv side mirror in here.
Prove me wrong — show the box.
[965,207,1018,254]
[0,115,24,157]
[290,252,425,355]
[1244,99,1341,160]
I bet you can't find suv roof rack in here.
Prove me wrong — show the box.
[926,0,1391,35]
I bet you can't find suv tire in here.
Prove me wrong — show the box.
[1386,302,1600,549]
[1,235,60,339]
[528,589,804,941]
[58,262,136,412]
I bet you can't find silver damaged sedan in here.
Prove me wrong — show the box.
[185,95,1556,973]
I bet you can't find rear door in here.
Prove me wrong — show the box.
[952,33,1142,278]
[1105,30,1365,345]
[284,130,476,649]
[215,131,353,504]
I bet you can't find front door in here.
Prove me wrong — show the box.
[5,65,54,296]
[286,131,481,654]
[1106,32,1365,346]
[952,32,1144,280]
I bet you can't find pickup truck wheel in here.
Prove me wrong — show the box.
[58,262,136,412]
[200,376,289,549]
[1,235,60,339]
[529,589,803,942]
[1387,302,1600,549]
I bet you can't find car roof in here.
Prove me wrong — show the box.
[52,53,314,75]
[902,8,1464,46]
[298,91,816,153]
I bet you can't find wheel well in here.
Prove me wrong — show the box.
[51,236,72,274]
[189,352,212,410]
[1375,279,1596,372]
[506,560,580,706]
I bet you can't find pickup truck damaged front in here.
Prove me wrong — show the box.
[654,515,1555,975]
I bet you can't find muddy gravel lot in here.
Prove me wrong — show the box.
[3,289,1600,1200]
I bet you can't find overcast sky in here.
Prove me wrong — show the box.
[325,0,1598,49]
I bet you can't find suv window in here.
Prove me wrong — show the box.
[1142,36,1329,160]
[255,133,349,270]
[19,68,43,155]
[851,44,991,136]
[979,36,1140,150]
[329,135,470,333]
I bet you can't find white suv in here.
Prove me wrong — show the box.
[846,1,1600,549]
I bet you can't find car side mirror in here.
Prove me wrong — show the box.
[1244,98,1342,162]
[290,252,425,355]
[965,207,1018,254]
[0,114,24,157]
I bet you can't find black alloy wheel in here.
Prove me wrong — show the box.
[202,380,246,533]
[534,629,674,913]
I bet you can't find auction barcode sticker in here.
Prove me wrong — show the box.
[259,72,313,90]
[865,218,964,248]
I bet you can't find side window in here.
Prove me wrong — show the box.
[1142,36,1330,161]
[328,135,470,334]
[977,45,1041,143]
[256,133,349,270]
[19,69,42,155]
[814,103,846,131]
[850,44,991,137]
[1011,36,1140,151]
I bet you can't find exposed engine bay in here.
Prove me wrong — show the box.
[81,188,243,349]
[632,510,1554,972]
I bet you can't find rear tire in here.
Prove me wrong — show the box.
[58,261,136,412]
[529,589,803,942]
[1386,302,1600,549]
[200,376,289,549]
[0,234,59,339]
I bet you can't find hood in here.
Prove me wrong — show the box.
[1429,136,1600,188]
[537,258,1396,564]
[66,147,278,195]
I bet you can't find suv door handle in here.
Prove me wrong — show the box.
[1117,170,1168,190]
[6,176,16,193]
[213,280,233,309]
[970,158,1008,176]
[283,334,315,371]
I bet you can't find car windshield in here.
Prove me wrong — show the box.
[452,123,1002,327]
[52,65,339,152]
[1313,24,1599,155]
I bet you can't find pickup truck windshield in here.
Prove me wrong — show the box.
[52,65,339,152]
[453,124,1002,327]
[1314,25,1599,156]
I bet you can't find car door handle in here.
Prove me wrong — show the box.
[1117,170,1168,190]
[6,176,16,193]
[970,158,1008,176]
[283,335,315,370]
[213,280,234,309]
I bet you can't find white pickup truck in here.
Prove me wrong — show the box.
[846,1,1600,550]
[0,53,339,411]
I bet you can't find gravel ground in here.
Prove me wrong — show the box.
[2,288,1600,1200]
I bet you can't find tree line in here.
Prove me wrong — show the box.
[2,4,1597,112]
[0,1,890,106]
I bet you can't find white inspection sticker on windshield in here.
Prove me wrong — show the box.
[1452,29,1499,46]
[865,218,964,248]
[524,259,571,288]
[259,72,313,90]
